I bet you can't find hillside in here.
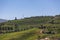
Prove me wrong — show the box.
[0,19,7,23]
[0,15,60,40]
[0,28,39,40]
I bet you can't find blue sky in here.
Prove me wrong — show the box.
[0,0,60,20]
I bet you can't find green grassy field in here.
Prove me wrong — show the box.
[0,28,40,40]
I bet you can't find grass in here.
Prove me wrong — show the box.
[0,28,39,40]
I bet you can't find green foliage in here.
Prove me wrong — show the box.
[0,15,60,40]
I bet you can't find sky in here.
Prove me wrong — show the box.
[0,0,60,20]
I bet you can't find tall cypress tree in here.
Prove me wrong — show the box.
[15,17,17,20]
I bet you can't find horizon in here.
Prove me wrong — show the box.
[0,0,60,20]
[1,14,60,20]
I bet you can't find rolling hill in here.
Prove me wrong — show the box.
[0,15,60,40]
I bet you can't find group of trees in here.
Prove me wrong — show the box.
[0,27,14,33]
[0,16,60,34]
[0,17,19,33]
[38,24,58,34]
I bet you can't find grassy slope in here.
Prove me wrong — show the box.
[0,28,39,40]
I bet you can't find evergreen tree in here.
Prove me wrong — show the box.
[15,17,17,20]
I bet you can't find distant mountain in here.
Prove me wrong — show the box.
[0,19,7,23]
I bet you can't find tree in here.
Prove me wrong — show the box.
[49,19,54,24]
[14,23,19,32]
[15,17,17,20]
[51,20,54,24]
[39,25,46,29]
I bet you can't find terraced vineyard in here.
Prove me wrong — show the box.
[0,15,60,40]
